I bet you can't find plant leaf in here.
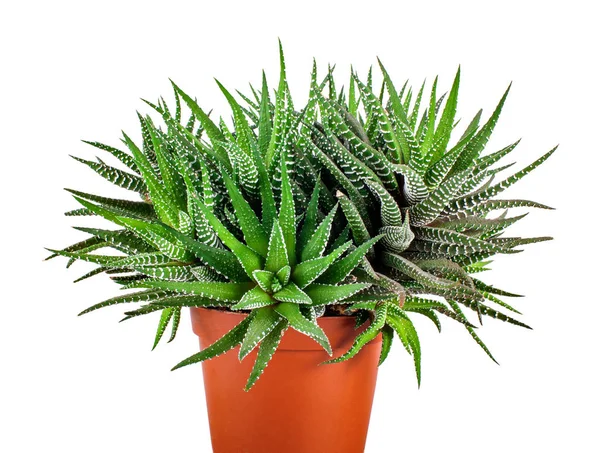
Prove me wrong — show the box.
[232,286,275,310]
[292,241,352,288]
[78,290,172,315]
[172,315,253,370]
[305,283,371,306]
[273,282,312,304]
[134,280,253,302]
[274,302,331,354]
[379,324,394,365]
[193,197,264,277]
[245,320,287,391]
[71,156,147,193]
[317,235,382,284]
[265,220,289,273]
[386,310,422,386]
[222,170,268,256]
[301,204,338,261]
[239,306,282,359]
[325,303,387,364]
[279,152,296,266]
[152,308,174,350]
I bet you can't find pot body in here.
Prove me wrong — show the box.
[191,308,382,453]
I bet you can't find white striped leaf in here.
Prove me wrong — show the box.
[381,252,456,290]
[172,315,254,370]
[152,308,174,350]
[410,169,472,226]
[82,140,139,174]
[134,280,253,302]
[274,302,331,355]
[363,178,403,227]
[71,156,147,193]
[245,320,287,390]
[324,303,388,364]
[304,283,371,306]
[447,147,557,214]
[239,306,282,360]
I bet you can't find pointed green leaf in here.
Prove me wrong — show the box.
[451,85,511,175]
[265,220,289,273]
[447,299,498,364]
[379,325,394,365]
[363,178,403,227]
[232,286,275,310]
[215,79,254,155]
[168,307,182,342]
[258,72,272,157]
[222,170,268,256]
[317,235,382,284]
[279,153,296,266]
[78,290,172,316]
[71,156,147,194]
[413,226,508,255]
[410,169,472,225]
[292,241,352,288]
[152,308,174,350]
[133,265,194,281]
[275,302,331,354]
[193,197,264,276]
[172,315,253,370]
[272,282,312,304]
[122,133,178,226]
[276,265,291,287]
[252,269,275,292]
[336,190,371,246]
[325,304,387,364]
[166,228,249,282]
[135,280,253,302]
[381,251,456,289]
[431,67,461,161]
[447,147,557,214]
[82,140,139,174]
[171,81,230,169]
[354,73,403,163]
[239,307,282,359]
[301,204,338,261]
[298,181,321,251]
[386,311,421,385]
[222,141,260,198]
[114,216,193,262]
[245,320,287,390]
[305,283,371,306]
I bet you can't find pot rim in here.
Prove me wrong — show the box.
[192,306,359,319]
[190,307,379,352]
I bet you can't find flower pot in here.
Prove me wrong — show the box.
[190,307,382,453]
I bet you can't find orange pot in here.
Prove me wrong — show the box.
[191,307,382,453]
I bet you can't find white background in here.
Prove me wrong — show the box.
[1,1,598,452]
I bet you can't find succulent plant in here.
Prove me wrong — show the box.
[48,43,553,388]
[291,61,555,369]
[46,48,382,390]
[227,50,554,377]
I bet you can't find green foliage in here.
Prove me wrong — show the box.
[49,44,553,389]
[305,59,554,378]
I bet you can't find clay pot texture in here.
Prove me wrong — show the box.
[191,307,382,453]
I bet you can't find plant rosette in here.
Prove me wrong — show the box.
[48,43,554,453]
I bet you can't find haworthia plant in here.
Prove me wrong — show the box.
[48,44,553,389]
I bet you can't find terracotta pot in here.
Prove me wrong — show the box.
[190,307,382,453]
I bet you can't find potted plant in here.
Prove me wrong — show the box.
[48,43,554,453]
